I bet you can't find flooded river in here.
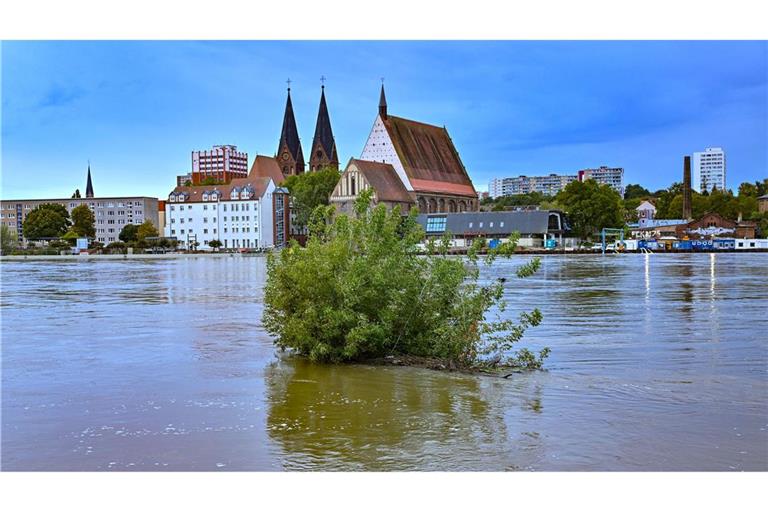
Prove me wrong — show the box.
[2,253,766,471]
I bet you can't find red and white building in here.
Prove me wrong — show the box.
[191,145,248,185]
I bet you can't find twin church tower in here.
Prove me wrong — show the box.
[276,82,339,177]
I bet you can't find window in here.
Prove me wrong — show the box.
[203,229,208,234]
[425,216,447,233]
[500,221,504,228]
[469,222,473,228]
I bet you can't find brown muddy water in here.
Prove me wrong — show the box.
[1,253,766,471]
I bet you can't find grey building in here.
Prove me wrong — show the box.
[417,210,572,248]
[1,196,159,245]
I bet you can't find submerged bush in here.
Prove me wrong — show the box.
[263,190,547,368]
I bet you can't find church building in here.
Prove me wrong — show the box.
[275,83,339,179]
[338,85,478,213]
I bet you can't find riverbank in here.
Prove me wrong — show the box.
[0,252,265,261]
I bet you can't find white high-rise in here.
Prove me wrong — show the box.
[692,147,726,193]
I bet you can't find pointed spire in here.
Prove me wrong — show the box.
[378,82,388,120]
[276,84,305,174]
[85,162,94,198]
[310,81,338,170]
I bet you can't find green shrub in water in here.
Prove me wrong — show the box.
[263,190,547,368]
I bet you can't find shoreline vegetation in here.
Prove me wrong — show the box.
[263,191,550,372]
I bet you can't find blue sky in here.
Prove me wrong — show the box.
[2,41,766,199]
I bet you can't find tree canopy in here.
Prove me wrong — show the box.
[136,220,159,241]
[119,224,139,243]
[556,180,623,239]
[21,203,71,240]
[71,204,95,238]
[624,183,651,200]
[0,225,18,255]
[282,167,341,227]
[263,190,547,369]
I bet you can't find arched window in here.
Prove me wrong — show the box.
[351,176,356,196]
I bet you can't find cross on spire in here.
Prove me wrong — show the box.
[320,75,326,88]
[286,78,292,91]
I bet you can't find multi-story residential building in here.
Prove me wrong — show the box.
[0,196,159,245]
[191,145,248,185]
[164,156,290,250]
[692,147,726,193]
[176,173,193,187]
[578,166,625,196]
[489,173,577,198]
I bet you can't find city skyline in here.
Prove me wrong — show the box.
[2,40,766,200]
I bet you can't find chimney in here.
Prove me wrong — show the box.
[683,156,692,220]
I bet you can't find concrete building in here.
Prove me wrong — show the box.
[0,196,159,245]
[417,210,573,248]
[191,145,248,185]
[692,147,726,193]
[489,174,577,198]
[578,166,624,196]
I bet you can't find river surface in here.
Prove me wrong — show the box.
[1,253,766,471]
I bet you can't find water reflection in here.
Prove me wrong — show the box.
[265,357,546,471]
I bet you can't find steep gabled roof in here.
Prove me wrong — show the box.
[249,155,285,185]
[85,164,94,198]
[277,89,304,164]
[312,87,337,161]
[382,115,476,198]
[349,158,413,204]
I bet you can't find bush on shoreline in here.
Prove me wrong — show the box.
[263,191,548,370]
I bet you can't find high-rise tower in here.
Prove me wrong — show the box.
[309,83,339,171]
[276,85,305,178]
[683,156,693,220]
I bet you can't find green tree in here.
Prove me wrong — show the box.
[71,204,95,238]
[136,220,159,242]
[0,225,18,255]
[21,203,71,240]
[556,180,624,240]
[119,224,139,243]
[283,167,341,227]
[624,183,651,200]
[263,190,547,369]
[208,239,223,251]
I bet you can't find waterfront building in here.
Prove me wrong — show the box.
[632,212,756,240]
[164,156,289,251]
[489,174,577,198]
[578,166,624,196]
[692,147,726,193]
[357,84,479,213]
[330,158,415,214]
[309,85,339,171]
[191,145,248,185]
[636,200,656,221]
[417,210,574,248]
[0,166,158,244]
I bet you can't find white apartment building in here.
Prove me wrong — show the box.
[578,166,625,197]
[489,174,577,198]
[164,178,276,251]
[692,147,726,193]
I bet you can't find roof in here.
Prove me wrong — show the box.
[417,210,566,236]
[312,87,337,161]
[758,194,768,200]
[382,115,477,198]
[168,167,273,203]
[249,155,285,185]
[349,159,413,204]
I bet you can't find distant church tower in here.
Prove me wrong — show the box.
[85,163,94,198]
[309,82,338,171]
[276,84,305,178]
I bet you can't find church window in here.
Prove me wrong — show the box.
[351,176,356,195]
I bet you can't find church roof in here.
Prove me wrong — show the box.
[277,89,304,165]
[312,87,337,161]
[349,159,414,204]
[382,115,477,198]
[249,155,285,185]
